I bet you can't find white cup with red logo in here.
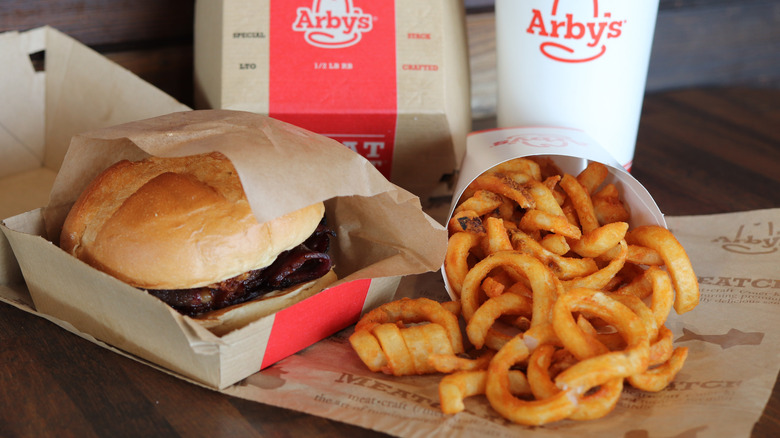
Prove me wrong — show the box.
[494,0,660,171]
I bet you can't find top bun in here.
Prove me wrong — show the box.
[60,152,325,290]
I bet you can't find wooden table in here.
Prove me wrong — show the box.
[1,86,779,436]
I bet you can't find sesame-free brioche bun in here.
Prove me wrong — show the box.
[60,151,325,290]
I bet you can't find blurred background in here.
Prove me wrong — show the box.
[2,0,779,123]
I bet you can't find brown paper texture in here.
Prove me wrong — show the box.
[219,209,779,437]
[0,26,190,220]
[2,110,448,389]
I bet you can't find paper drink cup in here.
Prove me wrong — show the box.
[442,126,665,300]
[495,0,660,170]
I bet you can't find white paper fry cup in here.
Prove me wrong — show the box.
[495,0,660,170]
[442,126,665,300]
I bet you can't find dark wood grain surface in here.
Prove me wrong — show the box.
[1,86,779,437]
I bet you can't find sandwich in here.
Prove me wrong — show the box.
[59,151,337,334]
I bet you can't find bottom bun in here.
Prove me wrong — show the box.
[194,269,338,336]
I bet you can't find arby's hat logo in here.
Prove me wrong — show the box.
[493,133,588,148]
[526,0,626,63]
[292,0,374,48]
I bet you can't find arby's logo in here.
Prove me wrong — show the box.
[493,133,588,148]
[292,0,374,48]
[526,0,625,63]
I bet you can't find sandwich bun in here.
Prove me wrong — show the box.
[60,151,337,333]
[61,152,325,290]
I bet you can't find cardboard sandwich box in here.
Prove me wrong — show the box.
[0,26,191,220]
[193,0,472,205]
[0,28,447,389]
[2,110,448,389]
[0,24,183,382]
[0,25,189,315]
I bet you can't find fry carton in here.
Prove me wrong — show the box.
[193,0,471,203]
[443,126,666,299]
[1,110,448,389]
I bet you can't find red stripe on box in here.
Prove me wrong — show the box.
[268,0,397,179]
[261,279,372,368]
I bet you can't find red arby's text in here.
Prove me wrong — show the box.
[525,0,626,63]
